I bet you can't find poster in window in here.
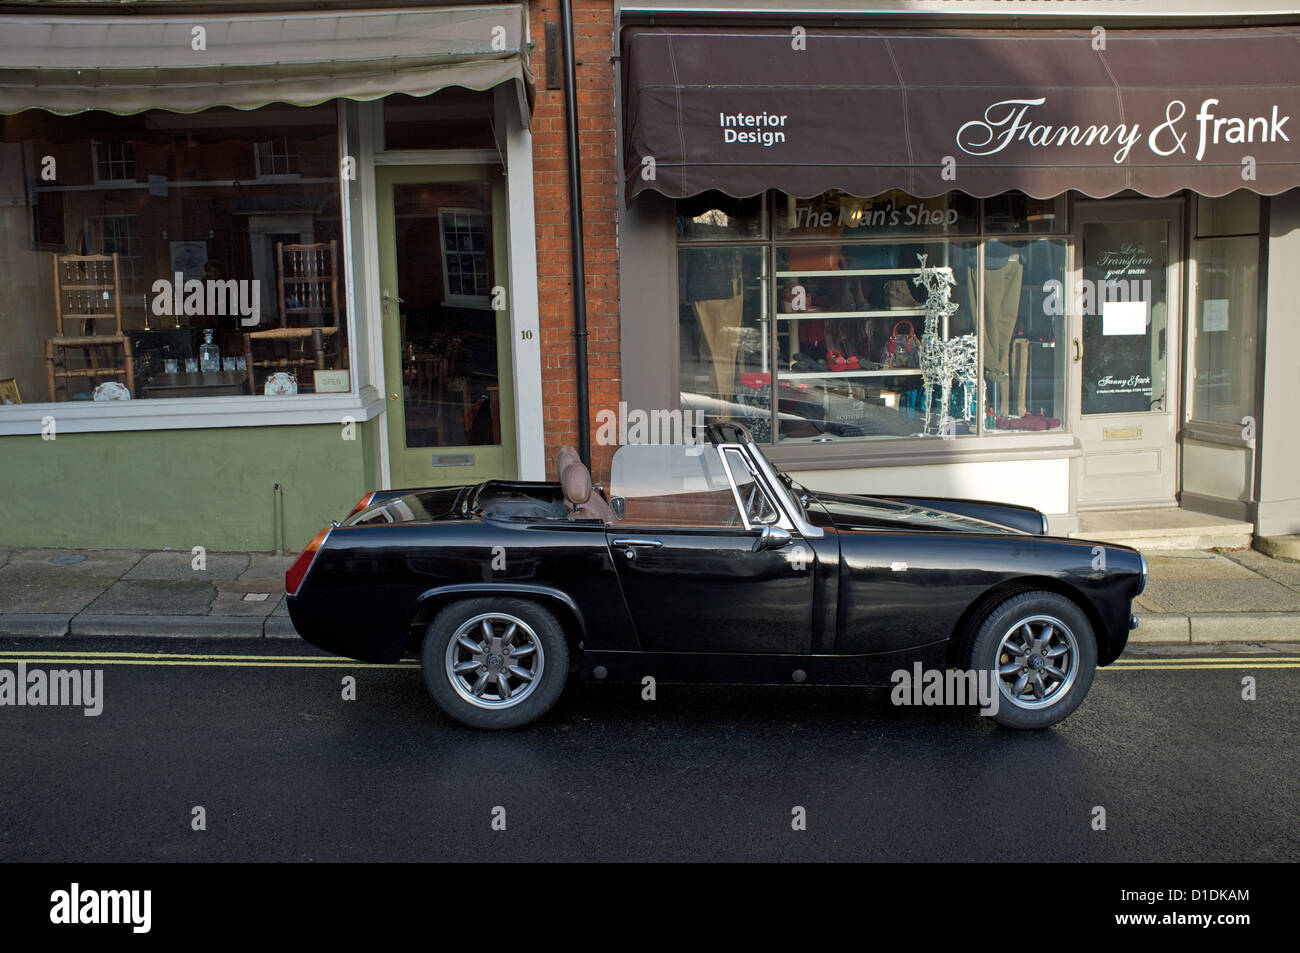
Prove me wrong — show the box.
[1080,222,1167,415]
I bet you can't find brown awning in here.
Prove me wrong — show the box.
[623,26,1300,203]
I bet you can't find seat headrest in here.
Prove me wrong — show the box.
[555,445,581,479]
[560,461,593,505]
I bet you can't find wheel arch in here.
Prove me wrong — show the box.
[944,576,1112,668]
[405,583,587,658]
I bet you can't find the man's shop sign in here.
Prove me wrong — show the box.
[956,97,1291,164]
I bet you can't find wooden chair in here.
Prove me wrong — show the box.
[46,253,135,401]
[244,240,340,393]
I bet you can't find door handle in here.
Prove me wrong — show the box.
[1072,338,1082,363]
[611,538,663,560]
[382,289,405,313]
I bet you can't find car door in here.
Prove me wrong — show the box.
[605,444,814,654]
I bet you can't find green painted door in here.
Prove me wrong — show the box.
[376,165,516,488]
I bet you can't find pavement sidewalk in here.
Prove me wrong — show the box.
[0,548,297,640]
[0,545,1297,645]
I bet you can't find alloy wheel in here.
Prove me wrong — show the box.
[444,612,545,709]
[995,614,1079,710]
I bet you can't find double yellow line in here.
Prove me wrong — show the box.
[0,651,1297,671]
[1106,656,1300,671]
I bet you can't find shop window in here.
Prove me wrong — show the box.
[0,103,348,405]
[677,190,1069,444]
[1190,193,1260,426]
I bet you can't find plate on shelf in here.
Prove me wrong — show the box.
[264,372,298,396]
[92,381,131,401]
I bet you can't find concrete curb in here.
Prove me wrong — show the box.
[1190,613,1300,643]
[1132,611,1300,644]
[1130,613,1191,644]
[0,613,72,638]
[70,615,268,639]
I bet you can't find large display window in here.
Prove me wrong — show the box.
[0,102,348,405]
[676,189,1069,444]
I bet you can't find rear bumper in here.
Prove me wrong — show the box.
[286,595,408,664]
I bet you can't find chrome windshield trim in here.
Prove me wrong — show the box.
[742,440,825,539]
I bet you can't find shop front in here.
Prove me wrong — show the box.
[617,20,1300,538]
[0,5,544,550]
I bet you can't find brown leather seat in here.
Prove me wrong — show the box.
[555,445,615,522]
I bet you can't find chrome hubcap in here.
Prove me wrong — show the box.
[445,612,544,710]
[995,614,1078,710]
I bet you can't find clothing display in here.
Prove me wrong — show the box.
[682,248,745,401]
[970,242,1023,383]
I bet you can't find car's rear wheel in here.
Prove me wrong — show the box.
[963,590,1097,730]
[421,597,569,729]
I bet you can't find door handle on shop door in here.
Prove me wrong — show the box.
[1073,338,1082,363]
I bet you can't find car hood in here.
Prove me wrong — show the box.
[808,489,1044,535]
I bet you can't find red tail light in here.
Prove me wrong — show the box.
[286,527,330,596]
[346,492,376,520]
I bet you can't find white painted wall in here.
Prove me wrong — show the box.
[788,457,1072,516]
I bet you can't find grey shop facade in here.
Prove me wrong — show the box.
[613,10,1300,541]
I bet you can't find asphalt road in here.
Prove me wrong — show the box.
[0,638,1296,863]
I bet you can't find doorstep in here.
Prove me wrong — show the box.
[1072,507,1253,552]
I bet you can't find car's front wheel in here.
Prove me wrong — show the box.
[421,597,569,729]
[963,590,1097,730]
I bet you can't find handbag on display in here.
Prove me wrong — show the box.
[880,320,920,368]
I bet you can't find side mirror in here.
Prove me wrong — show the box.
[609,496,626,521]
[753,524,792,552]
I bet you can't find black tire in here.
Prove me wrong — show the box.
[421,597,569,730]
[962,590,1097,730]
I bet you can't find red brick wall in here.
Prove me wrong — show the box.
[528,0,620,484]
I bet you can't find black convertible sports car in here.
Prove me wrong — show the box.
[287,423,1146,730]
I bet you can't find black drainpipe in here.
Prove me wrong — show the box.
[559,0,591,468]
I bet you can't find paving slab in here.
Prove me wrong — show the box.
[0,613,70,637]
[0,549,10,570]
[0,549,145,575]
[0,569,116,614]
[124,551,250,582]
[1225,549,1300,592]
[1143,578,1300,614]
[81,580,216,616]
[1143,551,1258,580]
[239,555,294,585]
[69,615,264,638]
[210,583,280,618]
